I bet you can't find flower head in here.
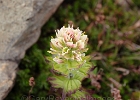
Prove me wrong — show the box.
[48,25,88,63]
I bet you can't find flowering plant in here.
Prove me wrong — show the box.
[47,25,92,98]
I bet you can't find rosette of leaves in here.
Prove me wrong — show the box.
[47,25,92,98]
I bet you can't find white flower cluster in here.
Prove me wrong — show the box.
[48,25,88,63]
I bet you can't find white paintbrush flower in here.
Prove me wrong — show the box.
[48,25,88,63]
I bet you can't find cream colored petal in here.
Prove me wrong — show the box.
[76,40,85,49]
[53,57,63,63]
[81,35,88,42]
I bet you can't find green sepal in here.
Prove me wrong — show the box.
[82,55,91,62]
[53,60,83,75]
[45,56,53,62]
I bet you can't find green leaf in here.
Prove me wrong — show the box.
[53,62,69,75]
[79,62,92,75]
[72,70,86,81]
[53,60,83,75]
[92,94,103,99]
[48,76,64,88]
[93,67,98,75]
[48,76,81,93]
[131,91,140,100]
[63,79,81,93]
[67,60,81,69]
[82,55,91,62]
[70,90,86,99]
[70,62,92,81]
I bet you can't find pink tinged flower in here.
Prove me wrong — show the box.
[48,48,58,55]
[67,29,74,35]
[51,39,57,47]
[66,42,78,48]
[51,38,62,48]
[72,51,82,61]
[53,57,63,63]
[63,29,74,42]
[66,42,74,48]
[50,48,57,52]
[74,33,81,41]
[56,27,67,38]
[73,29,82,41]
[67,29,75,38]
[81,35,88,42]
[76,40,85,49]
[64,34,70,42]
[72,44,77,48]
[48,25,89,62]
[62,47,70,56]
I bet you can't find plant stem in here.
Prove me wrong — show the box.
[61,90,66,100]
[28,86,34,100]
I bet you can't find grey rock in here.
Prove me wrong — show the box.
[0,0,63,99]
[0,61,17,99]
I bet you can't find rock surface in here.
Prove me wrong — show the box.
[0,0,63,99]
[0,61,17,99]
